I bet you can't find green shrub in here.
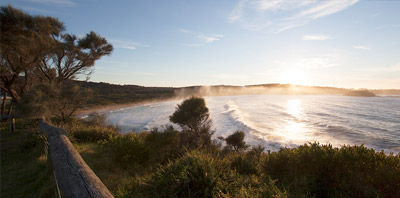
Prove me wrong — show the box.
[102,133,151,168]
[263,143,400,197]
[144,127,183,164]
[148,150,225,197]
[142,149,286,198]
[225,131,249,152]
[170,96,213,149]
[71,126,118,143]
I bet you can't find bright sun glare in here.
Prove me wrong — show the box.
[281,70,308,85]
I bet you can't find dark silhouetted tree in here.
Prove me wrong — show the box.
[0,5,64,102]
[226,131,248,152]
[170,96,213,148]
[1,5,112,120]
[37,31,113,84]
[17,82,92,121]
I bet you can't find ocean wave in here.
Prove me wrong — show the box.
[222,100,257,133]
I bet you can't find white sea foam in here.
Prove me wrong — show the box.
[84,95,400,153]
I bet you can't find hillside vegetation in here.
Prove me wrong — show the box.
[72,80,400,109]
[58,97,400,197]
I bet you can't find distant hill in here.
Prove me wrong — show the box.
[71,81,177,106]
[71,81,399,107]
[343,90,376,97]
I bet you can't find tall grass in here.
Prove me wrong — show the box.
[55,116,400,197]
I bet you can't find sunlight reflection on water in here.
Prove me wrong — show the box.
[87,95,400,153]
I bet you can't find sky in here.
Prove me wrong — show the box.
[2,0,400,89]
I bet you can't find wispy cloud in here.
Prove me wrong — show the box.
[28,0,76,7]
[15,5,54,14]
[109,39,149,50]
[229,0,359,33]
[199,34,224,43]
[273,53,341,69]
[352,45,371,50]
[302,34,332,41]
[182,43,205,47]
[179,28,224,46]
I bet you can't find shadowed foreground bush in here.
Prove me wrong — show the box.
[135,150,286,198]
[61,117,400,197]
[264,143,400,198]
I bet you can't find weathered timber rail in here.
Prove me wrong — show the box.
[39,119,114,198]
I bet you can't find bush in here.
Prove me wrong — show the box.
[102,133,151,168]
[144,126,183,164]
[60,114,119,143]
[170,96,213,149]
[71,126,118,143]
[142,149,286,198]
[225,131,249,152]
[263,143,400,197]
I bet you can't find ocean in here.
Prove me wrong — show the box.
[86,95,400,153]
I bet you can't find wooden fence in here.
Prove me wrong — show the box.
[38,119,114,198]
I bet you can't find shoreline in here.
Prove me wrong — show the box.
[75,97,181,117]
[75,93,400,117]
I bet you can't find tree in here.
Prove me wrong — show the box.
[170,96,212,133]
[170,96,213,148]
[17,82,92,121]
[0,5,64,102]
[1,5,112,120]
[37,32,113,85]
[225,131,248,152]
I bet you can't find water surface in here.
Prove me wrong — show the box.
[89,95,400,153]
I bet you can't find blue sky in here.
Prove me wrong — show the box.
[2,0,400,89]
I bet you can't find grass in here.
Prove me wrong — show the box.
[64,117,400,197]
[1,119,56,198]
[3,116,400,197]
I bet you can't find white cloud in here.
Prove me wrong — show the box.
[109,39,149,50]
[16,5,53,14]
[352,45,371,50]
[302,34,332,41]
[179,28,223,46]
[182,44,205,47]
[229,0,359,33]
[199,34,224,43]
[273,53,341,69]
[28,0,76,6]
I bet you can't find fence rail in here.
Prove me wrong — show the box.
[39,119,114,198]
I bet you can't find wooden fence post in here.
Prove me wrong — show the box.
[38,119,114,198]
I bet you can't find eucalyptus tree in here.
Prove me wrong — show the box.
[37,31,113,85]
[0,5,64,102]
[1,5,113,120]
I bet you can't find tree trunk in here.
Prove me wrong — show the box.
[1,91,6,116]
[7,100,13,118]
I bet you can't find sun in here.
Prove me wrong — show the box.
[280,69,308,85]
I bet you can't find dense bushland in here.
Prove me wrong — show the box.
[62,114,400,198]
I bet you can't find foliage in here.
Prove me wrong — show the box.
[170,96,211,133]
[73,80,176,107]
[37,31,113,84]
[55,113,119,143]
[170,96,213,148]
[225,130,249,152]
[14,117,400,197]
[17,82,92,120]
[1,5,112,123]
[145,150,286,198]
[263,143,400,197]
[1,120,56,197]
[0,5,64,102]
